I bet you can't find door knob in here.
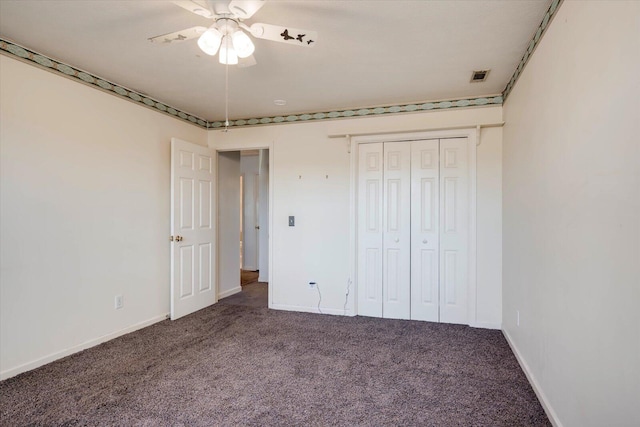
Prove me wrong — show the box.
[422,239,428,244]
[255,225,260,230]
[175,235,183,242]
[394,237,399,243]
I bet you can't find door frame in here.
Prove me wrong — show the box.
[215,143,274,309]
[349,128,478,326]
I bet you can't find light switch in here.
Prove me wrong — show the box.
[289,216,295,227]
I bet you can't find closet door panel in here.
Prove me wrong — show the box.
[358,136,471,325]
[383,142,411,319]
[410,139,440,322]
[439,138,469,324]
[357,143,384,317]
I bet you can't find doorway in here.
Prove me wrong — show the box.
[218,148,269,308]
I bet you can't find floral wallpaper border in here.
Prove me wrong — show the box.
[0,39,209,128]
[502,0,563,101]
[1,0,561,129]
[208,96,504,129]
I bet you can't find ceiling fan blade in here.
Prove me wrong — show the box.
[228,0,265,20]
[171,0,214,19]
[149,26,208,44]
[238,54,257,68]
[250,23,318,47]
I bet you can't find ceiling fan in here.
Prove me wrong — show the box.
[149,0,318,66]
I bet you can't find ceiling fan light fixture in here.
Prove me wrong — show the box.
[231,30,255,58]
[151,1,319,68]
[219,37,239,65]
[197,27,223,56]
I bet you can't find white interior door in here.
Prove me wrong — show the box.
[170,138,216,320]
[410,139,440,321]
[382,142,411,319]
[439,138,469,324]
[218,151,241,299]
[357,143,384,317]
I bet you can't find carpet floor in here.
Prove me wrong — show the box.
[220,281,268,309]
[0,305,549,426]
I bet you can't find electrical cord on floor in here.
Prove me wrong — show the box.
[343,278,352,315]
[316,282,323,314]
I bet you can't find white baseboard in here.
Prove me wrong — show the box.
[470,321,502,330]
[270,303,354,317]
[0,313,169,381]
[502,329,563,427]
[218,286,242,299]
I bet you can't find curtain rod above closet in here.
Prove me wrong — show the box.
[327,122,504,139]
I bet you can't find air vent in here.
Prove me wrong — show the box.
[471,70,490,83]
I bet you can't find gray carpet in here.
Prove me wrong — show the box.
[220,281,268,308]
[0,304,549,426]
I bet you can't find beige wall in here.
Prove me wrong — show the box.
[0,55,208,378]
[502,2,640,426]
[476,126,502,326]
[211,107,504,326]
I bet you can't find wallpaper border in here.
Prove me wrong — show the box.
[208,96,503,129]
[2,0,561,131]
[502,0,563,101]
[0,39,209,128]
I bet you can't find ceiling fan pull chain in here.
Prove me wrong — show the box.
[224,35,230,132]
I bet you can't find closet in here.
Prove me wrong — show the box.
[357,138,470,324]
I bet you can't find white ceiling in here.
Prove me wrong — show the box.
[0,0,551,122]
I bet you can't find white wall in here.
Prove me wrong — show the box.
[217,151,241,298]
[240,154,259,271]
[211,106,503,324]
[502,2,640,426]
[476,126,502,328]
[0,55,208,379]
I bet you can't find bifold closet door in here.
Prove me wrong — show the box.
[356,142,411,319]
[439,138,469,324]
[410,140,440,322]
[382,142,411,319]
[357,143,384,317]
[357,138,469,324]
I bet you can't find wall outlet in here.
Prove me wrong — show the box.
[308,281,316,289]
[516,310,520,327]
[115,295,124,310]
